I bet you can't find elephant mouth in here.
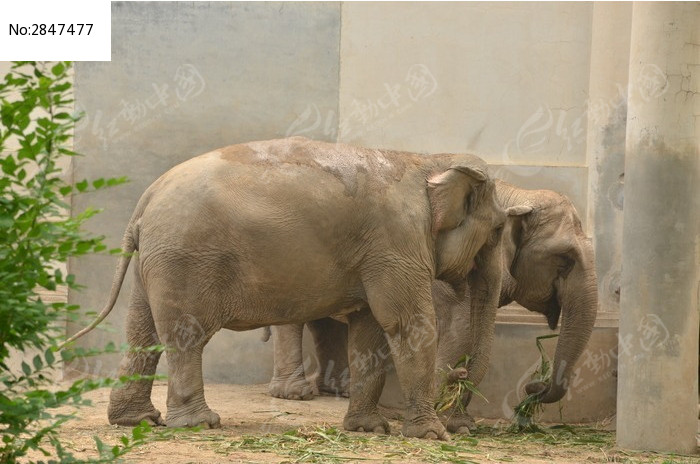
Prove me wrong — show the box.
[466,259,476,274]
[544,292,562,330]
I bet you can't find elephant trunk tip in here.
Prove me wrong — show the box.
[524,380,567,404]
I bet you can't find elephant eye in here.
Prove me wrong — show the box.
[557,253,576,277]
[488,224,504,245]
[493,222,505,236]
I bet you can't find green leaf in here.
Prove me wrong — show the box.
[440,443,462,452]
[456,436,479,445]
[92,178,105,189]
[33,354,43,370]
[94,436,105,453]
[59,185,73,195]
[21,361,31,376]
[45,348,55,365]
[16,114,30,130]
[107,176,129,187]
[2,155,17,175]
[132,421,152,440]
[76,241,93,254]
[51,82,71,93]
[75,179,89,192]
[51,62,65,76]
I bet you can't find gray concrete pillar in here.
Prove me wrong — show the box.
[585,2,632,314]
[616,2,699,454]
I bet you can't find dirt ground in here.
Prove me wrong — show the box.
[48,382,698,464]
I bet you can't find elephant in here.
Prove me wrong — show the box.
[64,136,508,440]
[265,280,480,433]
[264,281,474,401]
[266,180,598,429]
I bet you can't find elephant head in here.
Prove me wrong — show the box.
[497,180,598,403]
[427,161,507,387]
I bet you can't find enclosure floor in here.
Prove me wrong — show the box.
[46,382,697,463]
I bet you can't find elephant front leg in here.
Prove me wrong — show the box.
[343,309,390,434]
[269,324,314,400]
[442,408,476,434]
[437,367,476,434]
[387,330,449,439]
[367,277,448,440]
[307,318,349,397]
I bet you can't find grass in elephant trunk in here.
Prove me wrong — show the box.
[510,334,559,432]
[435,354,488,414]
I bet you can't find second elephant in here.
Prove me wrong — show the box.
[266,180,598,426]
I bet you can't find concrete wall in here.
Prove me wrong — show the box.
[65,2,633,421]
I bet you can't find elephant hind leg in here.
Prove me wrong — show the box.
[307,318,349,397]
[108,267,164,426]
[163,338,220,428]
[155,305,220,428]
[268,324,314,400]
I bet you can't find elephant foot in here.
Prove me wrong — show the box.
[165,407,221,429]
[442,410,476,434]
[317,369,350,398]
[108,402,165,427]
[319,383,349,398]
[343,411,390,434]
[268,376,315,401]
[402,416,449,440]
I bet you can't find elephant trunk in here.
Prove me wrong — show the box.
[499,270,517,307]
[466,242,502,386]
[525,240,598,403]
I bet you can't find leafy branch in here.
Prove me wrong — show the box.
[0,61,152,463]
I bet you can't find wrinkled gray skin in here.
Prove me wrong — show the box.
[268,180,598,431]
[64,137,507,440]
[265,282,471,400]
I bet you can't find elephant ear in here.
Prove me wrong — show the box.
[503,205,533,268]
[504,204,533,237]
[505,205,533,217]
[427,165,487,237]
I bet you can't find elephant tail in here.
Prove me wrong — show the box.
[60,219,139,349]
[261,326,272,342]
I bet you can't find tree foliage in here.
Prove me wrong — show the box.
[0,61,149,463]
